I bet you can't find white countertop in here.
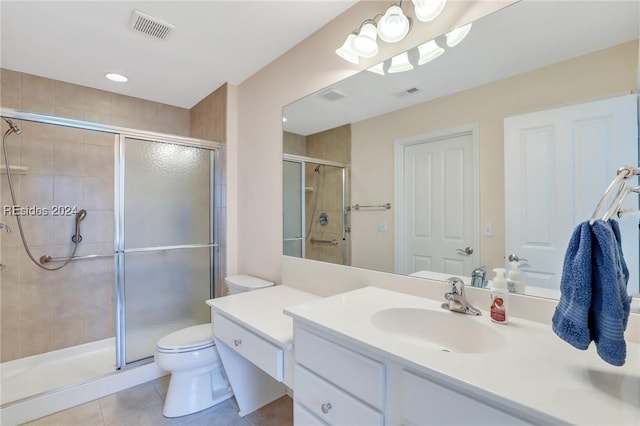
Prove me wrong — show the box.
[284,287,640,425]
[206,285,320,348]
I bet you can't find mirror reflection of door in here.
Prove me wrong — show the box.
[395,128,479,276]
[505,94,639,295]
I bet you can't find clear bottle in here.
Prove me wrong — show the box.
[490,268,509,324]
[506,260,526,294]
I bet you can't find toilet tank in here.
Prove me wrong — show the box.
[225,274,274,295]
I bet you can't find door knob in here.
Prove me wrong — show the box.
[456,247,473,256]
[507,254,528,263]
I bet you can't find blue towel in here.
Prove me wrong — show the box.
[589,220,631,366]
[552,220,632,366]
[552,222,593,350]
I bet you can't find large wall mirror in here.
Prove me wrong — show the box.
[282,0,640,300]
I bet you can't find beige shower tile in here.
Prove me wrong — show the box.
[83,177,114,210]
[1,281,20,319]
[85,87,111,115]
[135,99,158,124]
[31,400,103,426]
[157,104,190,136]
[84,271,114,310]
[83,144,113,178]
[1,68,22,99]
[19,245,53,284]
[54,81,84,109]
[1,317,20,361]
[54,279,85,316]
[54,140,84,176]
[54,125,84,144]
[20,318,55,357]
[79,210,114,245]
[1,247,20,285]
[20,174,53,207]
[54,311,85,349]
[21,121,54,139]
[54,105,85,121]
[84,111,112,126]
[84,306,114,342]
[99,382,162,423]
[21,136,54,175]
[0,128,21,165]
[83,129,115,147]
[110,94,136,119]
[53,175,84,210]
[21,74,54,106]
[20,282,55,322]
[0,213,20,249]
[20,216,53,247]
[1,95,21,109]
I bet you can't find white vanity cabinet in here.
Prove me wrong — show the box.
[292,324,531,426]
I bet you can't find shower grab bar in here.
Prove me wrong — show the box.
[123,243,218,253]
[40,253,115,264]
[41,243,220,264]
[311,238,339,246]
[348,203,391,211]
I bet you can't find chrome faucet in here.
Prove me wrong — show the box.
[470,266,487,288]
[442,277,482,316]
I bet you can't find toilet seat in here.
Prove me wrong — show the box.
[157,324,215,354]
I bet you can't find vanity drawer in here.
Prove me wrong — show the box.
[294,402,328,426]
[295,327,385,409]
[295,365,383,426]
[400,369,529,425]
[214,313,283,381]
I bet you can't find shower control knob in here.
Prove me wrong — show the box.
[234,339,242,347]
[321,402,332,414]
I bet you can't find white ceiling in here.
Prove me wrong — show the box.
[283,0,640,136]
[0,0,357,109]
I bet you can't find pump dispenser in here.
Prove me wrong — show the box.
[490,268,509,324]
[507,261,526,294]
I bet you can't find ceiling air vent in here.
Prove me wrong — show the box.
[129,9,175,40]
[318,88,348,102]
[394,87,421,98]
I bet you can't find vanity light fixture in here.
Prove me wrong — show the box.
[366,62,386,76]
[388,51,414,73]
[105,72,128,83]
[377,5,411,43]
[445,23,472,47]
[417,39,444,65]
[352,20,379,58]
[335,33,360,64]
[412,0,447,22]
[336,0,449,64]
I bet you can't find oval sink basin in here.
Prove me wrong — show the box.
[370,307,505,353]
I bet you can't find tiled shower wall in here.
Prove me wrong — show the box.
[0,69,191,362]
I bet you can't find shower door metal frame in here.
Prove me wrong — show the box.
[282,154,349,265]
[0,108,225,371]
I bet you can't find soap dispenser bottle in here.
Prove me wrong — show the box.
[506,261,526,294]
[490,268,509,324]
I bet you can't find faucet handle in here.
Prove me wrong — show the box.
[446,276,465,295]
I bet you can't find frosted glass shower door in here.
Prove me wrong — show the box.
[283,160,304,257]
[121,138,216,364]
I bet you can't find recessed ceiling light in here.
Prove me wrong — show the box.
[282,117,288,123]
[105,73,128,83]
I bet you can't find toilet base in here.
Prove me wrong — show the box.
[163,366,232,418]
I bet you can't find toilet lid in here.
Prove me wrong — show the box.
[157,324,215,352]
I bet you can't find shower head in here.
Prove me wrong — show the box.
[314,164,322,173]
[76,209,88,223]
[2,117,23,135]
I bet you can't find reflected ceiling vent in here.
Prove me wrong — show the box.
[129,9,175,40]
[318,88,348,101]
[394,87,421,98]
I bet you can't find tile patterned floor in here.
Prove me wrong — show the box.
[21,376,293,426]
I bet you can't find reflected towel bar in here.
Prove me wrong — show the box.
[310,238,339,246]
[349,203,391,211]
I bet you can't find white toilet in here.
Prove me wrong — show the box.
[155,275,274,418]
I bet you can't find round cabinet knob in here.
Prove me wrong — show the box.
[321,402,332,414]
[234,339,242,347]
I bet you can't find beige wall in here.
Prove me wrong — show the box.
[350,40,639,274]
[0,69,191,361]
[233,0,517,286]
[191,83,227,142]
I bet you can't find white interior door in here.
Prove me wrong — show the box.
[395,129,478,276]
[504,94,638,294]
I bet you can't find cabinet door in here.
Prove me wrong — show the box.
[400,370,530,425]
